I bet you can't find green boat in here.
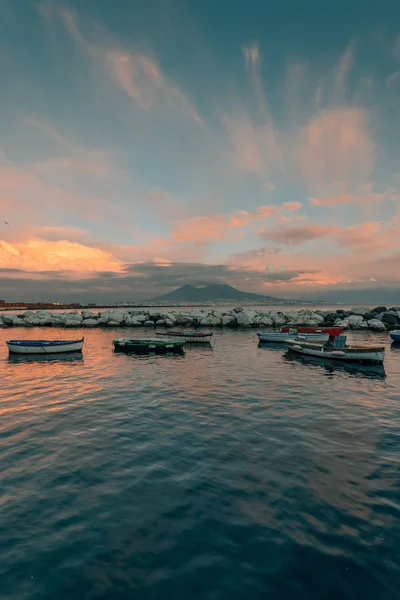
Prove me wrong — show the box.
[113,337,185,354]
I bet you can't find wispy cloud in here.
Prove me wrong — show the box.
[386,69,400,87]
[297,108,374,193]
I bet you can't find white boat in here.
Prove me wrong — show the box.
[257,331,329,343]
[285,338,385,364]
[155,331,213,344]
[6,338,84,355]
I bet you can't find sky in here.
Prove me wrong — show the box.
[1,0,400,302]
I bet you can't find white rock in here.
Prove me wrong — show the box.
[272,315,285,326]
[367,319,386,331]
[164,312,177,324]
[106,320,121,327]
[222,314,236,326]
[133,314,147,323]
[13,318,26,326]
[82,310,98,319]
[310,313,324,324]
[347,315,364,328]
[2,314,20,324]
[236,313,253,327]
[64,319,82,327]
[259,317,273,326]
[144,320,155,326]
[200,316,221,326]
[83,319,98,327]
[351,307,369,316]
[334,319,350,329]
[156,319,166,326]
[127,318,143,327]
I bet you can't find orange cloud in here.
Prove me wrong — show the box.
[0,240,123,272]
[281,202,302,211]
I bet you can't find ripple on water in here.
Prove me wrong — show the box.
[0,328,399,599]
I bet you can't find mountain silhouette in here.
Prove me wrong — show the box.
[150,284,286,303]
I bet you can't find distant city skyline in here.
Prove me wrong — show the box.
[1,0,400,301]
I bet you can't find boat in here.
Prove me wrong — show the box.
[113,337,185,354]
[285,336,385,365]
[280,325,343,337]
[155,331,213,344]
[6,338,84,355]
[257,331,329,343]
[390,330,400,343]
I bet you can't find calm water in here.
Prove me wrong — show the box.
[1,328,399,600]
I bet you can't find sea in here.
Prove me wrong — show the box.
[1,327,399,600]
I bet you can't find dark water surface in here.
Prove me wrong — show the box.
[1,328,399,600]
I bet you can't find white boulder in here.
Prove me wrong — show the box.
[236,313,253,327]
[271,314,285,326]
[347,315,365,328]
[351,307,369,316]
[222,314,236,326]
[64,319,82,327]
[83,319,98,327]
[82,310,98,319]
[258,317,273,327]
[334,319,350,329]
[367,319,386,331]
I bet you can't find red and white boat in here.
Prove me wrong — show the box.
[281,325,343,337]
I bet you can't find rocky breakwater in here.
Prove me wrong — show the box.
[0,306,400,332]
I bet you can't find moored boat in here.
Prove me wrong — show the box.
[285,337,384,365]
[390,330,400,343]
[6,338,84,354]
[280,325,343,336]
[155,331,213,344]
[257,331,329,343]
[113,337,185,354]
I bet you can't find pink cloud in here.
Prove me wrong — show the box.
[243,43,260,68]
[310,194,353,206]
[297,108,374,193]
[105,51,202,124]
[42,4,203,125]
[281,202,303,211]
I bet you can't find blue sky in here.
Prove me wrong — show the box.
[1,0,400,301]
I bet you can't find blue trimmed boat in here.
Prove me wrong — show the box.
[390,330,400,343]
[7,338,84,355]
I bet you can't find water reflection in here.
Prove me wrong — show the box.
[7,352,83,364]
[283,351,387,380]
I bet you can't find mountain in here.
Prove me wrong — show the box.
[149,284,286,303]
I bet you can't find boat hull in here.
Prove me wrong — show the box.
[257,331,329,343]
[281,326,343,336]
[285,340,385,364]
[390,330,400,343]
[113,337,185,354]
[7,339,84,354]
[155,331,212,344]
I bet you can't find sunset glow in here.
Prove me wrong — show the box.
[1,1,400,302]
